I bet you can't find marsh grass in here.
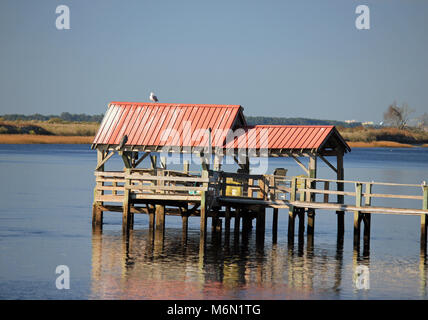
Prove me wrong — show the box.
[0,134,93,144]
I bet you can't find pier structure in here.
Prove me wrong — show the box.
[91,102,428,253]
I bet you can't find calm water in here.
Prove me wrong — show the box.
[0,145,427,299]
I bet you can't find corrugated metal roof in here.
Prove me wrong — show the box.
[223,125,350,151]
[93,102,350,152]
[92,102,246,147]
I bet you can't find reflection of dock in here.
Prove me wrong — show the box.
[91,102,428,255]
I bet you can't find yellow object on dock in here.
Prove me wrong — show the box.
[225,177,242,197]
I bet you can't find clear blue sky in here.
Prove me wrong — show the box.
[1,0,427,122]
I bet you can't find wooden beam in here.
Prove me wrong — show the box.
[336,151,345,240]
[422,185,428,250]
[319,154,337,173]
[288,152,309,175]
[95,150,115,170]
[133,152,150,168]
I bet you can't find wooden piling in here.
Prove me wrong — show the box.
[308,153,317,235]
[422,186,428,250]
[272,208,278,244]
[288,177,297,243]
[155,205,165,238]
[354,182,363,249]
[225,206,231,240]
[122,169,132,233]
[298,208,305,239]
[182,214,188,243]
[336,152,345,240]
[256,207,266,245]
[200,190,208,246]
[363,182,373,250]
[234,207,241,241]
[92,149,105,229]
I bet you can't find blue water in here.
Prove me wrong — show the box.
[0,145,427,299]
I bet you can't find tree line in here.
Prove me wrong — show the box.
[0,112,104,123]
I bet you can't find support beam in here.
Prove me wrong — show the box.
[319,154,337,173]
[182,214,188,243]
[134,152,150,168]
[307,153,317,236]
[119,151,132,168]
[122,169,132,233]
[256,207,266,246]
[272,208,278,244]
[225,206,231,244]
[288,152,309,175]
[95,150,115,170]
[422,185,428,251]
[354,182,363,249]
[336,151,345,240]
[92,149,105,229]
[234,208,241,241]
[288,177,297,243]
[200,191,208,247]
[155,205,165,238]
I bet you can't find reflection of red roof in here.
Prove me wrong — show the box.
[92,102,246,147]
[224,125,351,152]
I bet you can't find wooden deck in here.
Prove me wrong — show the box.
[92,168,428,252]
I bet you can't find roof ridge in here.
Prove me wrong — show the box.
[109,102,241,108]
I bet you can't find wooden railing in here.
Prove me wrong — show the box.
[124,168,209,200]
[94,169,428,214]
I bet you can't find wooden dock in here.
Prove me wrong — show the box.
[92,159,428,253]
[90,101,428,255]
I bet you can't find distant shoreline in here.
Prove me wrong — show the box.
[0,134,427,148]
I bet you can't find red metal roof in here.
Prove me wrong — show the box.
[92,102,246,147]
[223,125,350,151]
[93,102,350,152]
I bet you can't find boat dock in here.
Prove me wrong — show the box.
[91,101,428,254]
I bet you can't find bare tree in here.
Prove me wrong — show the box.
[417,112,428,129]
[383,101,414,129]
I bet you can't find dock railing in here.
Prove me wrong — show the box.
[94,169,428,215]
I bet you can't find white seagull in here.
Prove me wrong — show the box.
[150,92,159,102]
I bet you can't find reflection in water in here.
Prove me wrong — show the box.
[90,227,365,299]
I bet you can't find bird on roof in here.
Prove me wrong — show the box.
[150,92,158,102]
[118,134,128,150]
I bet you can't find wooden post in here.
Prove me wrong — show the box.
[268,176,275,201]
[183,160,190,175]
[92,149,105,228]
[363,182,373,251]
[155,204,165,239]
[272,208,278,244]
[354,182,363,249]
[148,204,155,232]
[234,207,241,242]
[150,155,157,173]
[336,152,345,240]
[182,214,189,243]
[160,156,167,169]
[298,208,305,239]
[288,177,297,243]
[258,176,266,200]
[256,207,266,246]
[421,185,428,250]
[225,206,231,244]
[122,168,132,233]
[200,190,208,247]
[242,210,252,235]
[323,181,330,203]
[307,153,317,236]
